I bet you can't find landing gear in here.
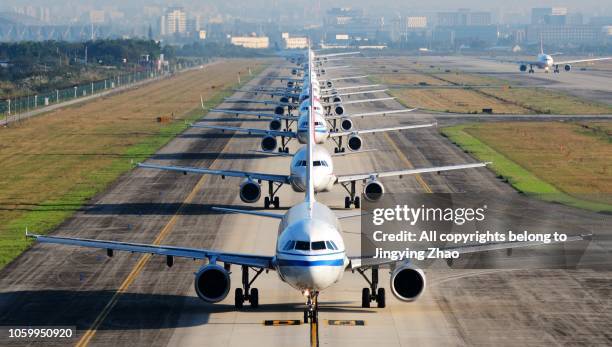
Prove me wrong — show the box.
[341,181,360,208]
[528,65,534,74]
[263,181,282,209]
[277,136,291,153]
[332,135,346,153]
[234,265,264,309]
[357,267,385,308]
[303,292,319,323]
[554,65,560,73]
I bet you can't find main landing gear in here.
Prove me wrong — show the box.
[264,181,282,209]
[356,267,386,308]
[332,136,346,153]
[303,291,319,323]
[234,265,264,309]
[528,65,535,74]
[278,136,291,153]
[341,181,360,208]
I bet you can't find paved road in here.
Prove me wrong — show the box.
[0,60,610,347]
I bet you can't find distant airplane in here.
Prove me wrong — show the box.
[517,40,612,73]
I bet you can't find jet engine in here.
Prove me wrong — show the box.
[564,64,571,72]
[291,68,298,75]
[334,105,345,116]
[326,81,333,88]
[287,81,294,88]
[347,135,363,151]
[280,97,289,104]
[261,136,277,152]
[390,263,426,302]
[269,118,282,131]
[519,64,527,72]
[363,178,384,201]
[274,106,284,115]
[340,118,353,131]
[239,179,261,203]
[194,264,231,303]
[332,96,342,103]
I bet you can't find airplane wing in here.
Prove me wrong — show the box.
[348,233,591,269]
[335,162,489,183]
[316,51,360,58]
[327,75,368,81]
[326,109,418,120]
[329,123,435,138]
[554,57,612,65]
[324,97,395,106]
[331,89,388,97]
[208,109,296,121]
[211,206,284,219]
[224,99,295,108]
[191,124,297,138]
[27,233,274,269]
[138,163,291,184]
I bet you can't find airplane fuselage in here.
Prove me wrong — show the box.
[274,201,347,292]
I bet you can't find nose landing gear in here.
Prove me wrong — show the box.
[303,291,319,323]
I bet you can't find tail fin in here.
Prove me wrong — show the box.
[305,42,316,214]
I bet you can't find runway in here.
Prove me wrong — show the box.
[399,55,612,105]
[0,58,611,346]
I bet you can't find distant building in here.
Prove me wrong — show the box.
[283,35,309,49]
[406,16,427,29]
[198,30,207,40]
[437,10,491,27]
[230,36,269,49]
[531,8,568,25]
[527,25,603,45]
[160,7,187,36]
[88,10,106,24]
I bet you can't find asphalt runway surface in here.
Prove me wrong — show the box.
[401,55,612,105]
[0,59,611,347]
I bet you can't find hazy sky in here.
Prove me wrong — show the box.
[1,0,610,18]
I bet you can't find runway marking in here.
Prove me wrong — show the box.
[382,132,433,193]
[310,321,319,347]
[76,173,210,347]
[327,319,365,326]
[263,320,302,326]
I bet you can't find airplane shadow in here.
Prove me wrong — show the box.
[0,290,375,330]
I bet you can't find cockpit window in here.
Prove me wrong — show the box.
[311,241,326,250]
[284,240,338,251]
[295,241,310,251]
[283,240,296,251]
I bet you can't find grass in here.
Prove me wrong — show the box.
[0,60,267,268]
[480,88,612,115]
[390,88,530,114]
[442,122,612,212]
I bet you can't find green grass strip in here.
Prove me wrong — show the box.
[441,124,612,213]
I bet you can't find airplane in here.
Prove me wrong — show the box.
[138,140,488,208]
[26,53,589,323]
[201,100,419,153]
[518,40,612,73]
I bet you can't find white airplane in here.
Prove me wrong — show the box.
[202,99,419,154]
[26,49,588,326]
[518,41,612,73]
[138,141,487,208]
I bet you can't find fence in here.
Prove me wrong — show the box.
[0,68,162,123]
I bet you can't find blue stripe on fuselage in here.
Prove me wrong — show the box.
[277,258,344,267]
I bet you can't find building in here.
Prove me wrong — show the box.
[88,11,106,24]
[283,35,309,49]
[527,25,603,45]
[406,16,427,29]
[230,36,270,49]
[198,30,207,40]
[531,8,568,25]
[160,7,187,36]
[437,10,491,27]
